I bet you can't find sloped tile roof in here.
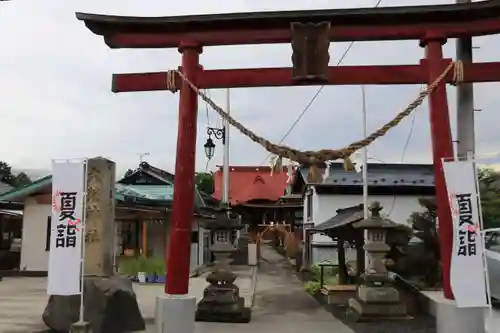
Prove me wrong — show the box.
[115,184,174,201]
[299,162,434,187]
[313,204,364,231]
[213,166,289,205]
[0,182,13,194]
[0,177,206,207]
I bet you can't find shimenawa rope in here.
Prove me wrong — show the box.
[165,60,463,182]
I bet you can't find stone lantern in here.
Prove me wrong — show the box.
[348,202,408,321]
[195,211,251,323]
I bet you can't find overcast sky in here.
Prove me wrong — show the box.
[1,0,499,177]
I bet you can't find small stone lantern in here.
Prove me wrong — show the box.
[195,211,251,323]
[348,202,408,321]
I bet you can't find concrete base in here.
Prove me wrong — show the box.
[421,291,487,333]
[248,244,257,266]
[70,321,92,333]
[155,294,196,333]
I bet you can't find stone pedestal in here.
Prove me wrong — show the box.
[348,285,407,321]
[195,269,251,323]
[155,294,196,333]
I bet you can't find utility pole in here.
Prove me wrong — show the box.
[361,85,369,273]
[456,0,475,158]
[223,89,231,211]
[452,3,486,333]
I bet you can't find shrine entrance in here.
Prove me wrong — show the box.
[76,1,500,305]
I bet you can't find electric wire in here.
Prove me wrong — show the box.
[386,87,421,217]
[204,89,213,171]
[204,89,211,127]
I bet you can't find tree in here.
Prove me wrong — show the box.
[0,162,32,188]
[478,168,500,230]
[123,169,134,178]
[195,172,214,194]
[0,161,15,186]
[13,172,32,188]
[402,197,441,287]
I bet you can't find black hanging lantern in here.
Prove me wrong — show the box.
[204,137,216,160]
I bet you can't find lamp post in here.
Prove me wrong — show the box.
[204,127,224,161]
[204,89,231,208]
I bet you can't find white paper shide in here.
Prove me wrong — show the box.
[47,161,86,295]
[443,160,488,308]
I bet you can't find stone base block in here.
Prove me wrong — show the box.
[348,297,409,322]
[436,304,486,333]
[321,285,357,305]
[420,291,487,333]
[42,276,145,333]
[69,321,92,333]
[357,285,401,303]
[155,294,196,333]
[70,321,92,333]
[196,297,251,323]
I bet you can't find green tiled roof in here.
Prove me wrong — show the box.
[115,184,205,207]
[115,184,174,201]
[0,175,52,202]
[0,176,206,208]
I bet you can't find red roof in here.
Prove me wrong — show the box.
[213,166,290,205]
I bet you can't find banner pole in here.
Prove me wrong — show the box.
[79,159,88,323]
[443,156,489,308]
[470,152,494,331]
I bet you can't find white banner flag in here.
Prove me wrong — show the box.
[443,159,488,308]
[47,160,86,295]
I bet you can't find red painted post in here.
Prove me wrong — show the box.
[421,37,455,300]
[165,42,202,295]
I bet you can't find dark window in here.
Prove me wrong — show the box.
[306,191,313,221]
[45,216,52,251]
[191,231,199,243]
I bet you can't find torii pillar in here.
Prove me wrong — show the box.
[154,42,201,333]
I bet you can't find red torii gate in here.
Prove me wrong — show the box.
[76,1,500,301]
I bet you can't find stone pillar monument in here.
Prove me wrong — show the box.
[84,157,116,276]
[43,157,145,333]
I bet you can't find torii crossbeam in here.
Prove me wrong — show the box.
[76,1,500,330]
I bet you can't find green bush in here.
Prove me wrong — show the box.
[324,276,339,286]
[119,256,165,276]
[136,255,148,273]
[119,258,139,276]
[150,258,166,276]
[304,281,322,295]
[310,262,338,281]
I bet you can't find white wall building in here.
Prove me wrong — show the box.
[291,163,435,265]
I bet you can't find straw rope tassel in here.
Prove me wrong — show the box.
[165,61,463,183]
